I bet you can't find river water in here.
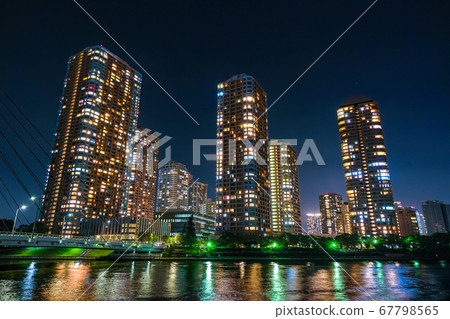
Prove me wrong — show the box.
[0,260,448,301]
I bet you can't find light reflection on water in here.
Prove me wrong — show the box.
[0,260,448,301]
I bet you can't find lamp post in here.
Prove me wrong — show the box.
[12,205,27,235]
[30,196,40,238]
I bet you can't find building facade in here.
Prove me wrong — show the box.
[79,216,155,240]
[416,211,428,236]
[337,97,397,236]
[306,213,322,235]
[154,210,215,238]
[127,127,159,220]
[422,200,450,234]
[156,161,191,212]
[41,45,142,235]
[394,202,420,236]
[341,202,352,234]
[215,74,270,234]
[319,193,344,235]
[269,140,301,234]
[188,182,208,213]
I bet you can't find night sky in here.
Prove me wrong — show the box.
[0,0,449,224]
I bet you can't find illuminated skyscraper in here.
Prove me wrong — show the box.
[216,74,270,234]
[319,193,344,235]
[127,127,159,220]
[337,97,396,236]
[42,45,142,235]
[422,200,450,234]
[416,211,428,236]
[306,213,322,235]
[394,202,420,236]
[156,161,190,212]
[188,182,208,213]
[341,202,351,234]
[269,140,301,234]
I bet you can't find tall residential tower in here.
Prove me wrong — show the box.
[319,193,344,235]
[337,97,396,236]
[188,182,208,213]
[127,127,159,220]
[216,74,270,234]
[421,200,450,234]
[156,161,191,212]
[41,46,142,235]
[269,140,301,234]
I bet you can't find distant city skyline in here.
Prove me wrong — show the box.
[1,1,449,224]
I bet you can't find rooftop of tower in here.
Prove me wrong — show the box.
[72,45,142,78]
[341,95,373,106]
[227,73,254,81]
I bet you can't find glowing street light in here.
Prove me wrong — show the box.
[30,196,41,238]
[12,205,27,235]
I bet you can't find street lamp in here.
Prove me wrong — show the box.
[12,205,27,235]
[30,196,40,238]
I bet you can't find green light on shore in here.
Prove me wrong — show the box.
[413,261,420,268]
[272,242,277,248]
[207,241,212,247]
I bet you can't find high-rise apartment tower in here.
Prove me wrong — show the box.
[269,140,301,234]
[337,97,396,236]
[42,45,142,235]
[215,74,270,234]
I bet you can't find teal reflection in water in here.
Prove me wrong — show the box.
[376,261,386,288]
[165,262,181,300]
[200,261,214,300]
[138,261,152,298]
[332,262,348,301]
[1,260,450,301]
[268,262,284,301]
[21,262,37,301]
[130,261,135,279]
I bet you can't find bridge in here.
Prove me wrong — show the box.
[0,231,164,254]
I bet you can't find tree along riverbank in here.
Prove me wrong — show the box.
[1,246,449,262]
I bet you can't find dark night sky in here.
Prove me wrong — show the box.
[0,0,449,224]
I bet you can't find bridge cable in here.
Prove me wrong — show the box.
[0,111,48,171]
[0,98,50,158]
[0,87,53,149]
[0,89,95,225]
[0,128,45,191]
[0,187,27,227]
[0,176,30,225]
[0,97,92,207]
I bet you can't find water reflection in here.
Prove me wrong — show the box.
[21,262,36,300]
[333,262,348,301]
[0,260,448,301]
[200,261,214,300]
[268,262,284,301]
